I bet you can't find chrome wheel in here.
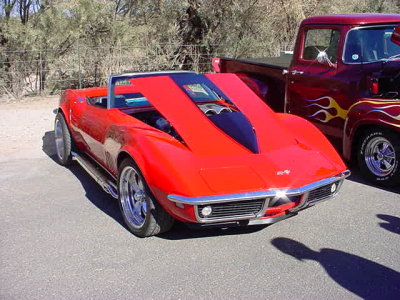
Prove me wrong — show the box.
[364,137,396,177]
[119,166,148,228]
[54,118,65,161]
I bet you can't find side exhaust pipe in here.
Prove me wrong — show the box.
[71,152,118,199]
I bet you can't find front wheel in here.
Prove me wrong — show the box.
[118,158,174,237]
[357,129,400,187]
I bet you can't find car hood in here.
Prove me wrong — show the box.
[132,74,298,156]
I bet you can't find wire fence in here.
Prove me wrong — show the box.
[0,43,277,99]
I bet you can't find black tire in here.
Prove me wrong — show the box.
[357,128,400,187]
[118,158,174,237]
[54,112,73,166]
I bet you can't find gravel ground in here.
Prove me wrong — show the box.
[0,98,399,300]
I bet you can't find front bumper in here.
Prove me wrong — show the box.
[168,170,350,224]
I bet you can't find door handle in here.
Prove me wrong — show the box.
[291,70,304,75]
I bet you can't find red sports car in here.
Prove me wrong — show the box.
[54,71,349,237]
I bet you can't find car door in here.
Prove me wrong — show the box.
[71,96,109,163]
[286,25,349,147]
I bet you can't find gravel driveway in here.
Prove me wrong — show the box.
[1,97,399,299]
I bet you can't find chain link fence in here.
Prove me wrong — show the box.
[2,43,271,99]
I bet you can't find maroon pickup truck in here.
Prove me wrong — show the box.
[213,14,400,186]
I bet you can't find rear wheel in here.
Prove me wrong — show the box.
[357,129,400,187]
[54,112,73,166]
[118,158,174,237]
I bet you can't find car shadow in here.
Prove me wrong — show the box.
[42,130,268,239]
[377,214,400,235]
[42,130,130,233]
[158,222,267,240]
[271,237,400,299]
[345,166,399,194]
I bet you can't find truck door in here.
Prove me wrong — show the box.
[286,26,347,147]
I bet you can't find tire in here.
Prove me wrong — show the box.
[54,112,73,166]
[118,158,174,237]
[357,128,400,187]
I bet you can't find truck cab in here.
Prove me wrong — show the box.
[213,14,400,186]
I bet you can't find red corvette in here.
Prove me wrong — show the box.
[54,71,349,237]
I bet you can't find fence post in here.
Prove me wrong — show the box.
[78,44,82,89]
[39,50,42,95]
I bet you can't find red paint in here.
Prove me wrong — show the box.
[59,73,347,224]
[214,13,400,164]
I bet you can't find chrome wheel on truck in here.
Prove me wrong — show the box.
[364,137,396,177]
[117,158,174,237]
[358,129,400,187]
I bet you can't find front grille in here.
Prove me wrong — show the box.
[308,182,339,202]
[197,199,265,220]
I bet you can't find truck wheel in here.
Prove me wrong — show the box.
[54,113,73,166]
[118,158,174,237]
[357,129,400,187]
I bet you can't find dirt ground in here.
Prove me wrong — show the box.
[1,94,399,299]
[0,96,59,162]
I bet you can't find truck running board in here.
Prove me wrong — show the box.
[71,152,119,199]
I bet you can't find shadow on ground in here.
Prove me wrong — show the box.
[42,130,267,239]
[377,214,400,235]
[271,237,400,299]
[42,130,129,233]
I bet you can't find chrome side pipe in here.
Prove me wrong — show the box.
[71,152,119,199]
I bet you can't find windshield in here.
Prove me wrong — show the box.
[343,26,400,64]
[109,73,229,109]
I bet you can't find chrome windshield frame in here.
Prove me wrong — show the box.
[106,71,196,109]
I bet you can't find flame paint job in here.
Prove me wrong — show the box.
[306,96,350,123]
[213,14,400,167]
[58,73,347,223]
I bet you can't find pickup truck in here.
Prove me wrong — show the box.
[213,14,400,186]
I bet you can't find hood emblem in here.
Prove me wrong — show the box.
[277,170,291,175]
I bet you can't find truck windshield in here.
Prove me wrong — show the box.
[343,26,400,64]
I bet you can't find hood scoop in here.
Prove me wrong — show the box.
[208,112,259,153]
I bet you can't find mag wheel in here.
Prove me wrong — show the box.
[358,129,400,187]
[54,112,73,166]
[118,158,174,237]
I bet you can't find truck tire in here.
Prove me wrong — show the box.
[54,112,73,166]
[357,129,400,187]
[118,158,174,237]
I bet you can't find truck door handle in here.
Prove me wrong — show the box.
[291,70,304,75]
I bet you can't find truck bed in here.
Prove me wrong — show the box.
[228,55,292,69]
[215,55,292,112]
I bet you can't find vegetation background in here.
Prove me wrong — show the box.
[0,0,399,98]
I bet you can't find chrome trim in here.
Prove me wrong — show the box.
[288,192,309,213]
[107,71,196,109]
[194,198,269,223]
[342,24,398,65]
[72,152,118,199]
[168,170,350,205]
[248,213,295,225]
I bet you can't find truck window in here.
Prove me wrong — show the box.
[343,26,400,64]
[303,29,340,65]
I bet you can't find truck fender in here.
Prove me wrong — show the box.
[343,100,400,161]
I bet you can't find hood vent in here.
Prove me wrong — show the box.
[208,112,259,153]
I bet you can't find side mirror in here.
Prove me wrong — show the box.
[391,24,400,46]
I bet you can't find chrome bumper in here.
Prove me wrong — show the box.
[168,170,350,223]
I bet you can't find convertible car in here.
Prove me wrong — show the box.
[54,71,350,237]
